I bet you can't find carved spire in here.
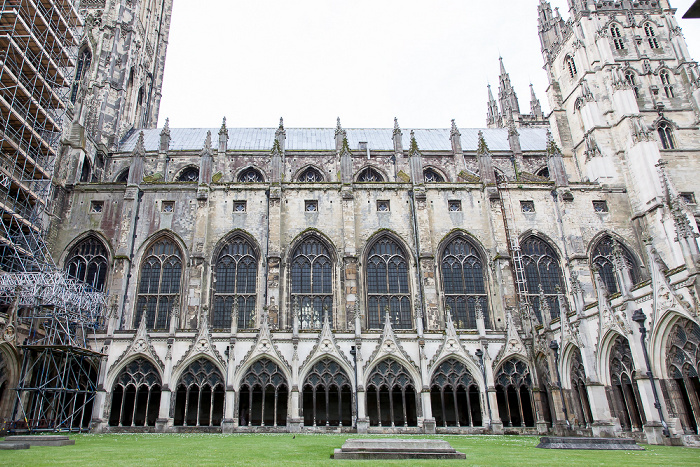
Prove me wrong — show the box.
[135,130,146,156]
[477,131,496,185]
[530,84,543,120]
[498,57,521,120]
[128,131,146,185]
[393,117,403,154]
[275,117,286,154]
[450,119,462,155]
[409,130,421,157]
[160,118,171,152]
[218,117,229,153]
[335,117,346,152]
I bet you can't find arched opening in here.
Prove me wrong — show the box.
[301,358,352,427]
[116,169,129,183]
[176,167,199,182]
[666,319,700,434]
[535,355,555,427]
[80,158,92,183]
[173,358,224,427]
[570,347,593,428]
[108,358,162,427]
[71,48,92,103]
[357,167,384,183]
[430,358,482,428]
[290,236,333,330]
[657,122,676,150]
[366,358,418,427]
[212,236,258,330]
[590,235,641,294]
[521,236,563,322]
[366,237,412,329]
[64,236,109,291]
[423,168,445,183]
[609,336,645,431]
[441,236,489,330]
[494,358,535,427]
[298,167,324,183]
[237,168,264,183]
[239,358,288,427]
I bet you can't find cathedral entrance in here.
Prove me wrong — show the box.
[238,358,288,427]
[109,358,162,427]
[609,336,645,431]
[429,358,482,427]
[301,358,352,427]
[494,358,535,428]
[666,319,700,434]
[366,358,418,427]
[173,358,224,427]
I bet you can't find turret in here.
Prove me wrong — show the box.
[486,85,500,128]
[498,58,520,121]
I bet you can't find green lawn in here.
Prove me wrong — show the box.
[1,433,698,466]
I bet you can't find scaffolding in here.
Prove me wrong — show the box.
[0,1,108,432]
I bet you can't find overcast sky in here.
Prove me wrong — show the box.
[158,0,699,129]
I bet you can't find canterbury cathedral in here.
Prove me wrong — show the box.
[1,0,700,446]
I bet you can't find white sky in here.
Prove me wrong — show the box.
[158,0,700,129]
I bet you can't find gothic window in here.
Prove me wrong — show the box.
[666,319,700,434]
[658,122,676,149]
[591,236,641,295]
[64,236,109,291]
[430,358,482,427]
[366,358,418,427]
[536,167,550,179]
[173,358,225,427]
[625,71,639,98]
[238,168,264,183]
[441,236,489,330]
[116,169,129,183]
[366,237,411,330]
[176,167,199,182]
[611,25,625,50]
[357,167,384,183]
[571,348,594,427]
[610,336,645,431]
[71,48,92,104]
[109,358,162,427]
[291,237,333,330]
[239,358,289,427]
[423,169,444,183]
[212,237,257,330]
[494,358,535,427]
[644,23,660,49]
[298,167,324,183]
[302,358,352,427]
[565,55,577,79]
[521,236,563,322]
[134,238,183,330]
[80,158,92,183]
[660,71,675,98]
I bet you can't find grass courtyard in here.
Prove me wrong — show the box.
[1,433,698,466]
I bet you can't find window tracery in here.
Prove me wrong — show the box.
[611,25,625,50]
[212,237,257,330]
[64,236,109,292]
[591,236,640,294]
[134,238,182,330]
[109,358,161,427]
[423,169,444,183]
[658,122,676,149]
[239,358,289,427]
[302,358,352,426]
[173,358,225,427]
[521,236,562,322]
[238,168,264,183]
[176,167,199,182]
[610,336,645,430]
[366,237,411,329]
[291,237,333,330]
[441,236,489,329]
[366,358,418,427]
[357,167,384,183]
[298,167,324,183]
[494,358,535,427]
[430,358,482,427]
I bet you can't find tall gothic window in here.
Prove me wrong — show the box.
[71,48,92,104]
[366,358,418,427]
[173,358,225,427]
[298,167,324,183]
[291,237,333,330]
[610,336,645,431]
[109,358,162,427]
[239,358,289,427]
[570,348,593,428]
[660,71,674,98]
[666,319,700,434]
[64,237,109,291]
[591,236,640,295]
[430,358,482,427]
[212,237,257,330]
[135,238,183,330]
[658,122,676,149]
[625,71,639,98]
[644,23,660,49]
[423,169,444,183]
[521,236,562,322]
[302,358,352,427]
[357,167,384,183]
[565,55,577,78]
[611,25,625,50]
[176,167,199,182]
[441,236,489,330]
[366,237,411,330]
[494,358,535,428]
[238,168,264,183]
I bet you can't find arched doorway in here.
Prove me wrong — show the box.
[609,336,645,431]
[109,358,162,427]
[301,358,352,427]
[666,319,700,434]
[173,358,225,427]
[366,358,418,427]
[239,358,288,427]
[535,355,555,427]
[494,358,535,427]
[430,358,482,427]
[570,348,593,427]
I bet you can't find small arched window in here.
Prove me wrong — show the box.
[116,169,129,183]
[366,237,411,329]
[80,157,92,183]
[297,167,324,183]
[591,236,641,294]
[658,122,675,149]
[521,236,563,322]
[291,237,333,330]
[565,55,577,79]
[357,167,384,183]
[71,48,92,104]
[135,238,183,330]
[644,23,660,49]
[441,236,489,330]
[212,237,257,330]
[237,168,264,183]
[610,25,625,50]
[625,71,639,98]
[423,169,444,183]
[176,167,199,182]
[64,236,109,291]
[536,167,550,179]
[660,71,674,98]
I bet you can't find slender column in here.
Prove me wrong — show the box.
[325,387,330,426]
[144,388,151,427]
[130,391,139,426]
[376,389,381,426]
[453,389,461,427]
[515,390,525,427]
[503,390,513,427]
[401,390,408,427]
[118,392,125,427]
[312,388,317,426]
[196,389,202,426]
[209,389,215,426]
[389,388,395,427]
[183,387,190,426]
[261,386,266,426]
[440,390,447,427]
[338,388,343,426]
[273,388,278,427]
[248,388,253,426]
[466,389,473,427]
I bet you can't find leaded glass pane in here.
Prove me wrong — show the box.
[212,237,258,330]
[135,238,183,330]
[441,237,489,329]
[291,237,333,330]
[366,238,411,329]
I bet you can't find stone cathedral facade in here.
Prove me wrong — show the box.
[2,0,700,445]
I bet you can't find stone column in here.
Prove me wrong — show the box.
[355,342,368,433]
[267,187,282,328]
[222,337,236,432]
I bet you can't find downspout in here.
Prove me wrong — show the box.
[120,189,143,330]
[264,188,270,319]
[408,190,426,334]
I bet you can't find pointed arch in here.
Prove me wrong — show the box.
[236,166,265,183]
[108,356,162,427]
[115,168,130,183]
[520,233,564,322]
[429,357,482,427]
[237,357,290,427]
[365,357,419,427]
[300,357,353,427]
[493,357,536,427]
[174,165,199,182]
[655,118,677,149]
[423,167,447,183]
[610,23,625,50]
[173,357,225,427]
[71,46,92,104]
[588,232,642,294]
[294,165,325,183]
[62,233,111,292]
[355,166,386,183]
[608,335,646,430]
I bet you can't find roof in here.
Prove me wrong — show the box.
[118,127,550,153]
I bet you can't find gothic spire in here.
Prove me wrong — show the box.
[487,84,500,128]
[498,57,520,120]
[530,84,543,120]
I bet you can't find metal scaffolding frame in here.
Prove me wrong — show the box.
[0,1,108,432]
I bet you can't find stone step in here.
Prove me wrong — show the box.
[0,441,30,450]
[332,438,466,460]
[4,435,75,447]
[536,437,643,450]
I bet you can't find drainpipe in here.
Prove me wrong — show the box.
[120,189,143,330]
[263,188,270,320]
[407,190,425,335]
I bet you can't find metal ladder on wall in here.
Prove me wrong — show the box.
[496,182,530,314]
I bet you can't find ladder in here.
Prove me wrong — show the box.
[497,182,530,311]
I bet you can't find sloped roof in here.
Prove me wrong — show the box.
[118,127,549,153]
